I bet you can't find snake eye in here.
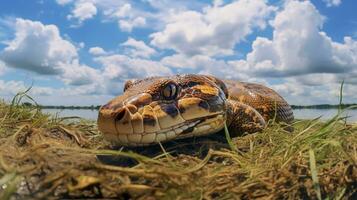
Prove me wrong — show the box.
[162,82,178,100]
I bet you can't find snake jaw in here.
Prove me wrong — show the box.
[98,97,226,145]
[175,113,226,140]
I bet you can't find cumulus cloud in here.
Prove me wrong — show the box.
[96,54,172,80]
[322,0,342,7]
[89,47,107,56]
[161,54,248,80]
[235,0,357,77]
[2,1,356,106]
[67,1,97,23]
[156,0,357,105]
[106,3,147,32]
[55,0,203,33]
[269,75,357,105]
[61,61,101,86]
[0,80,25,96]
[0,18,169,98]
[121,37,156,58]
[118,17,146,32]
[150,0,275,56]
[222,0,357,105]
[0,18,102,87]
[0,18,77,75]
[59,1,149,32]
[90,53,172,95]
[0,79,54,96]
[113,3,132,18]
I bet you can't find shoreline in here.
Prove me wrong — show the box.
[29,104,357,110]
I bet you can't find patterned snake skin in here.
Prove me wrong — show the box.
[97,74,294,146]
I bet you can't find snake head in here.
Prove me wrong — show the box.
[97,74,228,146]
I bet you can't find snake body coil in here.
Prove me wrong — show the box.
[97,74,294,146]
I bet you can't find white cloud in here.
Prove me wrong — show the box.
[88,47,357,105]
[121,37,156,58]
[224,0,357,105]
[58,1,150,32]
[90,53,172,95]
[56,0,72,5]
[96,54,172,81]
[322,0,342,7]
[150,0,275,56]
[60,61,102,86]
[89,47,107,55]
[0,18,171,99]
[55,0,202,33]
[113,3,131,18]
[161,54,250,80]
[0,79,54,97]
[0,19,101,87]
[106,3,147,32]
[0,80,25,96]
[67,1,97,23]
[118,17,146,32]
[0,18,77,75]
[269,75,357,105]
[2,1,356,107]
[236,0,357,77]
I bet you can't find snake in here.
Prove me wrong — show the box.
[97,74,294,146]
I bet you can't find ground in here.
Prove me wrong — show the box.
[0,95,356,199]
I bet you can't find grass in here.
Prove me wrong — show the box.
[0,95,356,199]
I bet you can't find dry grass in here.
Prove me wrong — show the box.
[0,96,356,199]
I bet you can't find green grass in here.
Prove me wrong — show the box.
[0,97,356,199]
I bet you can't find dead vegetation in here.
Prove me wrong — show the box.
[0,96,356,199]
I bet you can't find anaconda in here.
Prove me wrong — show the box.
[97,74,294,146]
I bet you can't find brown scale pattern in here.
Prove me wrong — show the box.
[223,80,294,124]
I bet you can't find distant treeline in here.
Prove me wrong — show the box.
[21,102,357,110]
[291,104,357,109]
[40,105,101,110]
[22,102,100,110]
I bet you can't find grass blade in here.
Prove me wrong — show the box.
[224,122,237,152]
[309,149,322,200]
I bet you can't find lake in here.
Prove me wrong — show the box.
[42,108,357,123]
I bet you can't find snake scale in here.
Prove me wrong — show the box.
[97,74,294,146]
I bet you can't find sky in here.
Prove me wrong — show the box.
[0,0,356,106]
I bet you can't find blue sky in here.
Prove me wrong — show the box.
[0,0,356,105]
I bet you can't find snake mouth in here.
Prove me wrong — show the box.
[174,114,226,139]
[122,113,225,146]
[99,110,225,146]
[155,113,225,135]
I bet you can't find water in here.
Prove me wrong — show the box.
[292,109,357,123]
[42,108,357,123]
[42,109,99,121]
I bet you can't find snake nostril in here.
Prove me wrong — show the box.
[115,108,126,121]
